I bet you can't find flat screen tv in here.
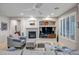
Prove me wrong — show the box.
[42,27,52,34]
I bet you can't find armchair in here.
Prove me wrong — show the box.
[7,36,26,49]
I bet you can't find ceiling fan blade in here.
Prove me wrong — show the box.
[34,3,43,9]
[23,3,43,12]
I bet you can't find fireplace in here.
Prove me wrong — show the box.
[28,31,36,38]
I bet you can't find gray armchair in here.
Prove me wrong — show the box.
[7,36,26,49]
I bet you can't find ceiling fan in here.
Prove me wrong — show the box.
[23,3,43,15]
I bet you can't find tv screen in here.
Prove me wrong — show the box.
[42,27,52,34]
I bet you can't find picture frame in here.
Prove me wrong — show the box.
[1,22,7,31]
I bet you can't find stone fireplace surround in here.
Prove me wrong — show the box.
[26,28,38,39]
[26,28,38,49]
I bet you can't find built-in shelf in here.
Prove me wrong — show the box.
[39,20,56,39]
[39,21,55,26]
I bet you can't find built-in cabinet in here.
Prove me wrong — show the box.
[25,18,57,39]
[39,20,56,38]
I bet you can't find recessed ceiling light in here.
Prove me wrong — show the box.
[54,7,59,10]
[51,13,54,15]
[20,13,24,16]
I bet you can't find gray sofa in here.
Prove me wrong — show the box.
[7,36,26,49]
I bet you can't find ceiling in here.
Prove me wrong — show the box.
[0,3,77,18]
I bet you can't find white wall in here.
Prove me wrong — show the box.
[0,16,10,50]
[20,18,28,36]
[26,18,39,28]
[9,19,21,35]
[10,20,17,34]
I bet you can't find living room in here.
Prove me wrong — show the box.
[0,3,79,55]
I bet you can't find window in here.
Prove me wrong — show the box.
[66,17,69,38]
[63,19,65,36]
[69,15,76,40]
